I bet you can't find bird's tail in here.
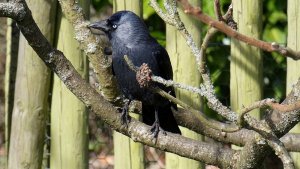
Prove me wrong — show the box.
[142,105,181,134]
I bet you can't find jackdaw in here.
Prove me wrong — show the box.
[89,11,181,137]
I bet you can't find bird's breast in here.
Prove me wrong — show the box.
[111,45,169,106]
[112,54,148,101]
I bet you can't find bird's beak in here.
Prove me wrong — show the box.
[88,20,110,32]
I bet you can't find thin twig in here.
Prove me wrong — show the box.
[200,3,232,72]
[239,99,276,125]
[148,0,175,26]
[2,0,300,167]
[149,0,238,122]
[199,27,218,72]
[213,0,223,21]
[239,98,300,125]
[148,3,297,167]
[136,51,300,153]
[124,55,240,132]
[269,100,300,112]
[178,0,300,60]
[149,0,201,71]
[0,1,236,167]
[152,87,240,132]
[152,74,239,122]
[149,1,300,140]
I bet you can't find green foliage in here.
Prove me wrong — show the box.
[91,0,112,11]
[262,0,287,101]
[150,31,166,46]
[143,0,166,46]
[202,0,287,117]
[143,0,163,19]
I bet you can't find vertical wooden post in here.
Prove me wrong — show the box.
[165,0,203,168]
[112,1,145,169]
[287,0,300,168]
[230,0,262,119]
[50,0,89,169]
[7,0,57,169]
[4,18,19,163]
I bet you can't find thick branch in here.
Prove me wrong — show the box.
[3,1,300,168]
[266,137,294,169]
[243,112,294,168]
[174,108,300,152]
[149,1,300,168]
[267,80,300,136]
[281,134,300,152]
[0,2,25,21]
[58,0,120,103]
[236,80,300,168]
[0,0,236,167]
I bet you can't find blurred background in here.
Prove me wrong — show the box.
[0,0,288,168]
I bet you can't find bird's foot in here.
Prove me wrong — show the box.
[120,100,131,127]
[150,121,166,139]
[121,108,131,127]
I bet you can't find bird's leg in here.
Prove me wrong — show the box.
[121,99,131,127]
[150,109,167,138]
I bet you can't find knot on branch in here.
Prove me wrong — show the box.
[136,63,152,88]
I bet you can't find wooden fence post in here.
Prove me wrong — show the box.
[50,1,89,169]
[112,1,145,169]
[230,0,263,121]
[287,0,300,168]
[165,0,203,168]
[7,0,57,168]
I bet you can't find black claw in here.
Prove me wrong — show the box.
[150,120,166,139]
[120,100,131,127]
[150,109,167,142]
[121,108,131,127]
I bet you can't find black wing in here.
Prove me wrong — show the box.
[152,44,177,109]
[152,45,173,81]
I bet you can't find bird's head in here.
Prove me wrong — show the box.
[89,11,151,46]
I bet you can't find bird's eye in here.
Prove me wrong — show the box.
[112,24,117,29]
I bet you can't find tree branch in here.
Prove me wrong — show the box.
[149,0,238,123]
[239,98,300,125]
[0,0,237,167]
[2,0,300,168]
[174,108,300,152]
[58,0,120,103]
[178,0,300,60]
[236,80,300,168]
[266,136,294,169]
[281,134,300,152]
[0,2,25,21]
[199,2,232,71]
[149,0,300,168]
[213,0,223,21]
[124,55,239,132]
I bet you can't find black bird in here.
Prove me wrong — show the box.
[89,11,181,136]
